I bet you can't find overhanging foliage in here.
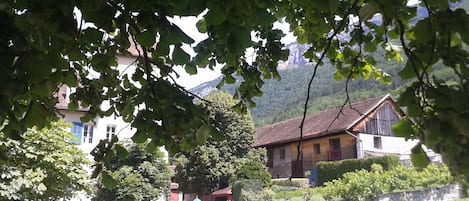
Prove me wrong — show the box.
[1,0,469,183]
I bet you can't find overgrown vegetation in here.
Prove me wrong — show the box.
[316,156,399,186]
[322,164,454,201]
[271,164,455,201]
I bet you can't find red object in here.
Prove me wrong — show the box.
[170,183,180,201]
[211,186,232,201]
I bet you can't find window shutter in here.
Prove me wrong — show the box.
[71,122,83,145]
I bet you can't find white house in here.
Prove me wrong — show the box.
[56,52,174,201]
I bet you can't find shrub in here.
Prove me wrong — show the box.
[232,162,272,187]
[316,155,399,186]
[321,165,454,201]
[232,179,275,201]
[232,180,263,201]
[238,188,274,201]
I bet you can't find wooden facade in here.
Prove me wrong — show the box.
[267,133,357,178]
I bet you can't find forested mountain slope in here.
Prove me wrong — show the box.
[191,39,459,128]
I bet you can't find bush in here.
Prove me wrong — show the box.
[321,165,454,201]
[232,162,272,187]
[316,155,399,186]
[238,188,274,201]
[232,180,274,201]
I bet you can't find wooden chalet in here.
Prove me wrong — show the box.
[252,94,418,178]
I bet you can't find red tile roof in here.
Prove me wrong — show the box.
[212,186,232,195]
[252,95,391,147]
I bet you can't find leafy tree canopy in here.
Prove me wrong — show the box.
[93,140,171,201]
[1,0,469,181]
[0,120,90,201]
[173,92,266,193]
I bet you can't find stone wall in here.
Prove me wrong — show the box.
[375,184,466,201]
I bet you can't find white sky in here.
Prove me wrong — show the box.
[170,16,296,89]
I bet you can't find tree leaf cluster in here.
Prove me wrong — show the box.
[2,0,469,183]
[93,140,171,201]
[173,92,267,194]
[0,120,90,201]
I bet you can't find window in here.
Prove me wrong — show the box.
[267,149,273,168]
[71,122,93,144]
[279,148,286,160]
[83,124,94,144]
[106,125,116,140]
[374,136,382,149]
[314,143,321,154]
[71,122,83,145]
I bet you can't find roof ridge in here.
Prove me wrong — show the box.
[257,94,388,130]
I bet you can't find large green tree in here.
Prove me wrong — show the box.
[173,92,266,193]
[1,0,469,181]
[93,140,171,201]
[0,120,90,200]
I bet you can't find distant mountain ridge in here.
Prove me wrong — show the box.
[191,25,462,127]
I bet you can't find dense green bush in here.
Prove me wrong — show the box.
[321,164,454,201]
[232,162,272,187]
[316,156,399,186]
[237,188,274,201]
[232,180,274,201]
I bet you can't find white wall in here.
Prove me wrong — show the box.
[358,133,419,156]
[58,109,135,154]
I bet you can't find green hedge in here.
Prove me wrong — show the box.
[316,155,399,186]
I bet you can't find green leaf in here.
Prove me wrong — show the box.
[196,124,212,144]
[398,61,417,80]
[172,45,191,65]
[413,19,432,43]
[391,118,413,138]
[114,144,129,160]
[23,102,49,128]
[131,131,147,144]
[410,144,430,168]
[359,1,380,21]
[184,63,197,75]
[136,31,156,47]
[83,28,103,43]
[101,171,119,190]
[196,19,207,33]
[205,5,226,26]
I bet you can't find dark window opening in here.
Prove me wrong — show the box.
[374,136,382,149]
[314,143,321,154]
[267,149,273,168]
[280,148,286,160]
